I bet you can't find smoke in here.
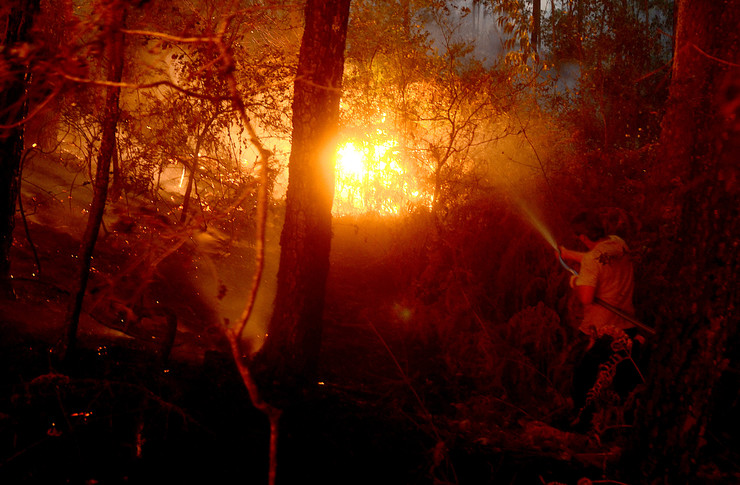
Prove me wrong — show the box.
[424,0,504,66]
[478,116,571,255]
[187,214,284,354]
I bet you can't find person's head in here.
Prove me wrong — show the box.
[571,210,606,245]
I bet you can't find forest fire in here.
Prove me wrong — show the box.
[333,137,425,216]
[0,1,737,484]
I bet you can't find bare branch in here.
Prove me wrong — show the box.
[121,29,217,44]
[59,73,231,101]
[0,85,62,131]
[690,42,740,67]
[209,8,280,485]
[210,15,273,340]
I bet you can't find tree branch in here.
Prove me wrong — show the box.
[59,73,231,101]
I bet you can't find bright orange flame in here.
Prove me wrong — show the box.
[333,136,426,216]
[336,142,365,180]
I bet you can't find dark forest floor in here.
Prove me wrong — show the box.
[4,157,734,484]
[0,217,620,485]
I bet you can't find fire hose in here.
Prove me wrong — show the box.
[558,250,656,336]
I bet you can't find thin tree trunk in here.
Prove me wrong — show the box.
[180,112,218,224]
[180,162,197,223]
[532,0,541,52]
[62,4,126,361]
[0,0,41,300]
[575,0,584,59]
[253,0,351,405]
[110,142,122,201]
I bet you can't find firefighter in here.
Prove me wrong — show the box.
[559,210,642,431]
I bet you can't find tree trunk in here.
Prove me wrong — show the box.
[626,1,740,482]
[179,160,197,223]
[109,143,122,201]
[0,0,41,300]
[180,111,218,224]
[574,0,583,59]
[62,3,126,361]
[532,0,541,52]
[253,0,351,405]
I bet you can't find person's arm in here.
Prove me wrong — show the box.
[559,245,585,263]
[570,249,597,305]
[567,272,596,305]
[573,283,595,305]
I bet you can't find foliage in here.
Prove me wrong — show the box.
[345,1,520,221]
[115,1,298,212]
[6,0,299,219]
[481,0,673,149]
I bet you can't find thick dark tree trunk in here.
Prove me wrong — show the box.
[0,0,41,300]
[626,1,740,482]
[62,4,126,361]
[254,0,351,405]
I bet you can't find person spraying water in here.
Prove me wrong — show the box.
[518,201,654,335]
[558,211,637,336]
[520,205,652,431]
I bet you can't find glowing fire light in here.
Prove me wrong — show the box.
[336,142,365,180]
[333,136,426,216]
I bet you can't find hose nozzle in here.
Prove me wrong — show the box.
[557,248,579,276]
